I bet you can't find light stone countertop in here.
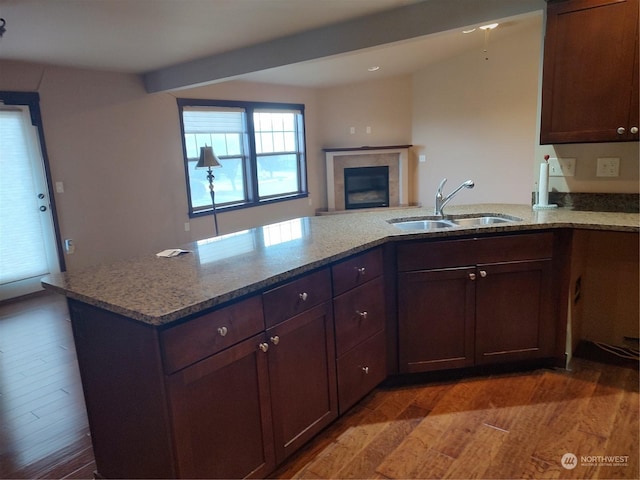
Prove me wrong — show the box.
[41,204,639,326]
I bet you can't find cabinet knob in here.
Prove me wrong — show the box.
[479,270,487,278]
[469,273,476,280]
[258,342,269,353]
[270,335,280,345]
[617,127,626,135]
[217,326,228,337]
[356,310,368,320]
[299,292,308,301]
[631,126,639,134]
[362,366,369,374]
[356,267,366,276]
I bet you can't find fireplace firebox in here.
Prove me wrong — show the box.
[344,166,389,210]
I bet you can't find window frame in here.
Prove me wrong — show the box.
[177,98,308,218]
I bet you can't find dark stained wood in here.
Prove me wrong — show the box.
[475,259,555,364]
[68,300,176,479]
[333,275,386,356]
[396,232,554,271]
[262,268,332,328]
[167,332,276,479]
[337,330,387,414]
[2,293,638,480]
[331,247,384,296]
[160,295,264,374]
[266,301,338,463]
[541,0,639,143]
[398,266,475,372]
[322,145,412,152]
[0,292,95,480]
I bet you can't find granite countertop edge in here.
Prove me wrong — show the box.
[42,204,639,327]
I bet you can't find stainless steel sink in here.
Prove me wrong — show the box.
[390,219,456,231]
[390,214,521,231]
[451,215,521,227]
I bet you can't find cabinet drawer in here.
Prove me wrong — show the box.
[263,268,331,328]
[161,296,264,374]
[397,232,554,271]
[333,275,386,356]
[337,330,387,414]
[332,247,384,296]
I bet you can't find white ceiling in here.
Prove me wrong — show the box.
[0,0,543,90]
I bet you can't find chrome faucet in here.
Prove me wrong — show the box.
[434,178,475,217]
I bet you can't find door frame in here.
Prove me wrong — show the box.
[1,91,66,273]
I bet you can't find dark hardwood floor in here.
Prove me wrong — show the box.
[0,292,95,479]
[1,292,638,479]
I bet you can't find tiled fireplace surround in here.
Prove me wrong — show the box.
[325,146,410,211]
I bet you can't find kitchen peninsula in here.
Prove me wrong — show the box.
[42,204,639,479]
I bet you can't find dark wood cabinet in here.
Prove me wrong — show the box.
[397,233,557,373]
[265,301,337,463]
[398,266,475,373]
[331,248,387,413]
[541,0,639,143]
[167,334,275,479]
[474,259,555,364]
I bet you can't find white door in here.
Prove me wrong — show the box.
[0,105,61,301]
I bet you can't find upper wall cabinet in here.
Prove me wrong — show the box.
[540,0,639,144]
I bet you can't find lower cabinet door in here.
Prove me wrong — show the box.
[167,334,275,479]
[398,267,476,373]
[337,330,387,414]
[475,259,554,364]
[266,301,338,463]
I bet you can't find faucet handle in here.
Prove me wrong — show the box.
[437,178,447,193]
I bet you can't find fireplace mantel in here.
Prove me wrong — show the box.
[323,144,412,152]
[325,146,412,212]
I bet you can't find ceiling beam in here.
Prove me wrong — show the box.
[143,0,545,93]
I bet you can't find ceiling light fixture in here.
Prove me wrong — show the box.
[479,23,499,30]
[367,66,380,72]
[462,28,476,34]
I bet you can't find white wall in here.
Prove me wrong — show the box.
[411,15,543,208]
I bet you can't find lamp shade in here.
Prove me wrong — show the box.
[195,145,221,168]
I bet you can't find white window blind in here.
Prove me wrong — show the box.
[0,109,50,285]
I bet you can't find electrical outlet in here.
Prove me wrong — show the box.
[596,157,620,177]
[548,157,575,177]
[64,239,75,254]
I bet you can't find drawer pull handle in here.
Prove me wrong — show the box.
[617,126,626,135]
[356,310,368,320]
[631,126,639,134]
[299,292,308,301]
[258,342,269,353]
[479,270,487,278]
[217,326,228,337]
[362,366,369,374]
[468,273,476,280]
[270,335,280,345]
[356,267,366,276]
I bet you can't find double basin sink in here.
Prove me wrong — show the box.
[389,214,522,232]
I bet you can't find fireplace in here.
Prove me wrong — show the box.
[324,145,411,212]
[344,166,389,209]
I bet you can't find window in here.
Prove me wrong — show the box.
[178,99,308,217]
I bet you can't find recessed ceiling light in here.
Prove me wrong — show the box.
[479,23,499,30]
[367,66,380,72]
[462,28,476,34]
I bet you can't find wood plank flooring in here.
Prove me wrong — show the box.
[0,292,95,479]
[1,292,638,479]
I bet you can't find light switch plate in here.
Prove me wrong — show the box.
[596,157,620,177]
[548,157,576,177]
